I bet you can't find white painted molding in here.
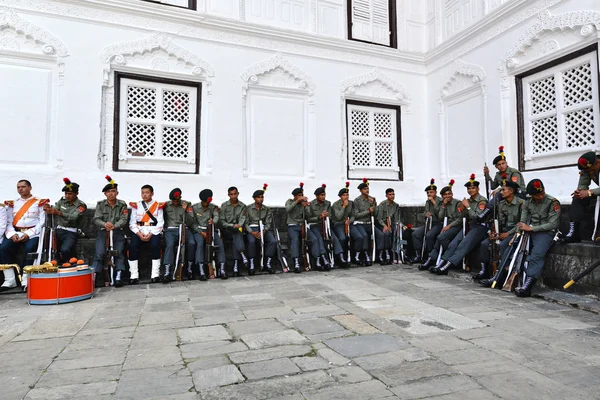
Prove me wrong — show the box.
[341,68,411,104]
[0,7,68,57]
[440,59,486,98]
[240,52,316,94]
[500,10,600,72]
[99,32,215,78]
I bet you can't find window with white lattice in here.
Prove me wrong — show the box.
[346,101,402,180]
[114,74,200,173]
[347,0,397,48]
[518,50,600,170]
[140,0,196,9]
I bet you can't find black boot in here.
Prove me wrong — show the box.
[198,263,207,281]
[233,260,240,277]
[472,262,488,281]
[115,271,123,288]
[480,268,507,288]
[219,263,228,280]
[515,277,537,297]
[322,255,331,271]
[411,255,422,264]
[377,251,385,265]
[186,261,194,280]
[429,259,443,273]
[418,257,433,271]
[435,261,453,275]
[248,259,255,276]
[364,252,373,267]
[265,258,275,274]
[560,222,580,244]
[293,258,301,273]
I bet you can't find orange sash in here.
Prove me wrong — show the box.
[12,198,38,227]
[140,202,159,223]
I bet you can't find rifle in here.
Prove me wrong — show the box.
[259,220,265,270]
[206,223,216,279]
[502,230,530,292]
[273,221,289,273]
[322,216,334,267]
[421,216,431,260]
[301,220,311,271]
[488,222,501,277]
[104,230,117,286]
[345,217,351,263]
[48,214,58,263]
[485,163,491,200]
[396,223,407,264]
[489,230,520,288]
[462,217,469,272]
[173,223,186,281]
[564,259,600,289]
[33,217,48,266]
[436,217,448,266]
[370,214,376,262]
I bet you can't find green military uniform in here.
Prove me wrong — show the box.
[245,203,276,259]
[55,197,87,229]
[92,198,129,275]
[464,194,488,227]
[412,196,443,260]
[306,199,332,261]
[424,197,442,224]
[162,200,195,276]
[376,200,400,254]
[331,199,353,224]
[285,199,305,225]
[307,200,331,224]
[487,167,526,192]
[351,195,383,253]
[164,200,193,227]
[427,198,463,260]
[219,200,248,265]
[190,201,225,267]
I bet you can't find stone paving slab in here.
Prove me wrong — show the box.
[4,266,600,400]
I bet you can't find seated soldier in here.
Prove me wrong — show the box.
[478,176,524,284]
[306,184,332,270]
[162,188,196,283]
[285,183,309,273]
[331,182,353,268]
[560,151,599,244]
[92,176,128,287]
[0,179,48,291]
[43,178,86,264]
[351,178,383,266]
[419,180,462,271]
[513,179,560,297]
[220,187,249,277]
[190,189,227,280]
[376,188,400,265]
[432,174,488,275]
[411,179,442,264]
[129,184,164,284]
[244,184,276,275]
[479,146,526,221]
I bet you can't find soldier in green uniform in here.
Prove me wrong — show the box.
[219,186,249,277]
[376,188,400,265]
[245,184,276,275]
[190,189,227,280]
[42,177,86,264]
[351,178,383,266]
[479,145,526,221]
[411,179,443,264]
[433,174,489,275]
[91,176,129,287]
[513,179,560,297]
[560,151,600,243]
[331,182,353,268]
[419,180,462,271]
[161,188,196,283]
[306,184,332,270]
[285,183,309,273]
[478,177,524,284]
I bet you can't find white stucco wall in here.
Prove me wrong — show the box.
[1,0,599,208]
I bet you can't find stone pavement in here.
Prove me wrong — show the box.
[1,265,600,400]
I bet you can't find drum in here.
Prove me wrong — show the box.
[27,266,94,305]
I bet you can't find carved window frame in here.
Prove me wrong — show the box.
[113,72,202,174]
[346,0,398,48]
[140,0,197,10]
[516,44,600,171]
[345,100,403,181]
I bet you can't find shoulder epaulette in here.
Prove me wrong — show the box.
[158,202,166,209]
[38,198,50,206]
[4,200,14,207]
[129,202,138,209]
[117,199,127,206]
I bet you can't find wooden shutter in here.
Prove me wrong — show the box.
[350,0,391,46]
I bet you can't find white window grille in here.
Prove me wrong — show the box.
[349,0,394,47]
[116,76,199,173]
[521,52,600,170]
[347,102,401,180]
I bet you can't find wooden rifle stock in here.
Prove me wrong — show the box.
[206,223,215,278]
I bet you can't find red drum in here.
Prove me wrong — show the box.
[27,267,95,305]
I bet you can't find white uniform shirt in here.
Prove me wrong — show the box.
[0,205,6,244]
[129,200,164,236]
[5,197,46,239]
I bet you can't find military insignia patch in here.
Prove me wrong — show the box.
[123,209,128,215]
[478,201,486,210]
[457,206,463,213]
[77,205,87,213]
[129,202,138,209]
[511,176,518,182]
[552,200,560,212]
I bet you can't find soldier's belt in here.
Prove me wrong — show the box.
[288,224,300,227]
[57,225,77,233]
[166,226,180,229]
[353,221,370,225]
[14,226,34,232]
[249,224,259,228]
[137,222,156,226]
